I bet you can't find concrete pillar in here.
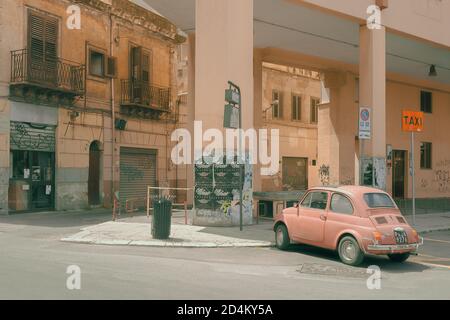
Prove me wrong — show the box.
[186,33,196,204]
[195,0,254,131]
[359,26,387,190]
[194,0,254,226]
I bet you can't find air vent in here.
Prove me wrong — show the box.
[375,217,388,225]
[397,217,406,224]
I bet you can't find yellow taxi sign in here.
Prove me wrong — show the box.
[402,111,424,132]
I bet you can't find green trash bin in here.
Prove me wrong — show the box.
[152,197,172,239]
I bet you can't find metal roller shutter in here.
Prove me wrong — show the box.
[10,121,56,152]
[119,147,157,208]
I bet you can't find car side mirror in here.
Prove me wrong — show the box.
[294,202,299,208]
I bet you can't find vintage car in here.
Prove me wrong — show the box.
[273,186,423,266]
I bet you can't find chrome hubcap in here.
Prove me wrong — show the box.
[341,240,356,261]
[277,229,284,245]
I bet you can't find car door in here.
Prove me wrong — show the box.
[323,193,357,249]
[293,191,329,243]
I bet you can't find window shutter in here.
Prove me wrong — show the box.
[28,11,58,84]
[279,92,283,119]
[105,56,117,78]
[131,46,142,81]
[29,12,45,62]
[44,17,58,60]
[142,51,150,83]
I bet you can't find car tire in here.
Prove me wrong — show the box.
[388,253,410,263]
[275,224,290,250]
[338,236,365,266]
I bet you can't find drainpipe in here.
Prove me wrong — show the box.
[110,13,116,211]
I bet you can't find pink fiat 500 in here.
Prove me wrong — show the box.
[273,186,423,266]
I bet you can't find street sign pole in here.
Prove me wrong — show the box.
[411,131,416,226]
[402,110,423,226]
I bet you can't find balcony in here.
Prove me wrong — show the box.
[120,80,171,120]
[10,49,85,106]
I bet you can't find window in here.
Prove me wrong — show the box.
[310,97,320,124]
[131,46,151,82]
[330,194,354,215]
[272,90,282,119]
[10,151,30,179]
[89,50,105,77]
[421,142,432,169]
[28,11,58,61]
[421,91,432,113]
[292,95,301,121]
[364,193,396,209]
[89,48,116,78]
[301,192,328,210]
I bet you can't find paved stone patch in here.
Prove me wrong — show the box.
[297,263,374,279]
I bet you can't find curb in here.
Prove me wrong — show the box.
[418,227,450,235]
[61,238,275,248]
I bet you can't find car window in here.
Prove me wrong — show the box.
[301,192,328,210]
[330,193,354,215]
[364,193,396,208]
[301,193,313,208]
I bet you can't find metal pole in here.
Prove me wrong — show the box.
[360,140,365,186]
[411,131,416,225]
[238,91,243,232]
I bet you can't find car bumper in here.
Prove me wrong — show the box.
[367,238,424,254]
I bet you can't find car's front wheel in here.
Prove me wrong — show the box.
[388,253,410,263]
[338,236,365,266]
[275,224,290,250]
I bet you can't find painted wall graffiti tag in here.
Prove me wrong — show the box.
[435,170,450,193]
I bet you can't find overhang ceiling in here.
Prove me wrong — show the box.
[144,0,450,84]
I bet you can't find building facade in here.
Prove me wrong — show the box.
[145,0,450,224]
[0,0,186,214]
[260,62,320,192]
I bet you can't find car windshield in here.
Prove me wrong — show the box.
[364,193,396,209]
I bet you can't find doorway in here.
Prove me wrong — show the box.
[88,141,101,206]
[9,150,55,212]
[392,150,407,199]
[282,157,308,191]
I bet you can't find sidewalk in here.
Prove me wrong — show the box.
[61,212,450,248]
[61,215,275,248]
[406,212,450,234]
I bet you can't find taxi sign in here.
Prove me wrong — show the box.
[402,111,424,132]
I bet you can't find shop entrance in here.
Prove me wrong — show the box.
[9,150,55,212]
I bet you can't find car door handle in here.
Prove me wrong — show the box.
[320,214,327,221]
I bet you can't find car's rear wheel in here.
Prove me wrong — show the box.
[388,253,410,263]
[275,224,290,250]
[338,236,364,266]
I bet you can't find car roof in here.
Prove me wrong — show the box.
[308,185,388,198]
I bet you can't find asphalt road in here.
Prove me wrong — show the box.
[0,211,449,300]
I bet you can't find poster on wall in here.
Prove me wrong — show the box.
[194,154,253,226]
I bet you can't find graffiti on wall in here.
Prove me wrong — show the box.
[194,155,253,225]
[434,159,450,193]
[435,170,450,193]
[319,165,330,186]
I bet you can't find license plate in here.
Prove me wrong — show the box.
[395,231,408,244]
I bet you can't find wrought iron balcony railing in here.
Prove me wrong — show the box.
[120,80,171,111]
[10,49,85,95]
